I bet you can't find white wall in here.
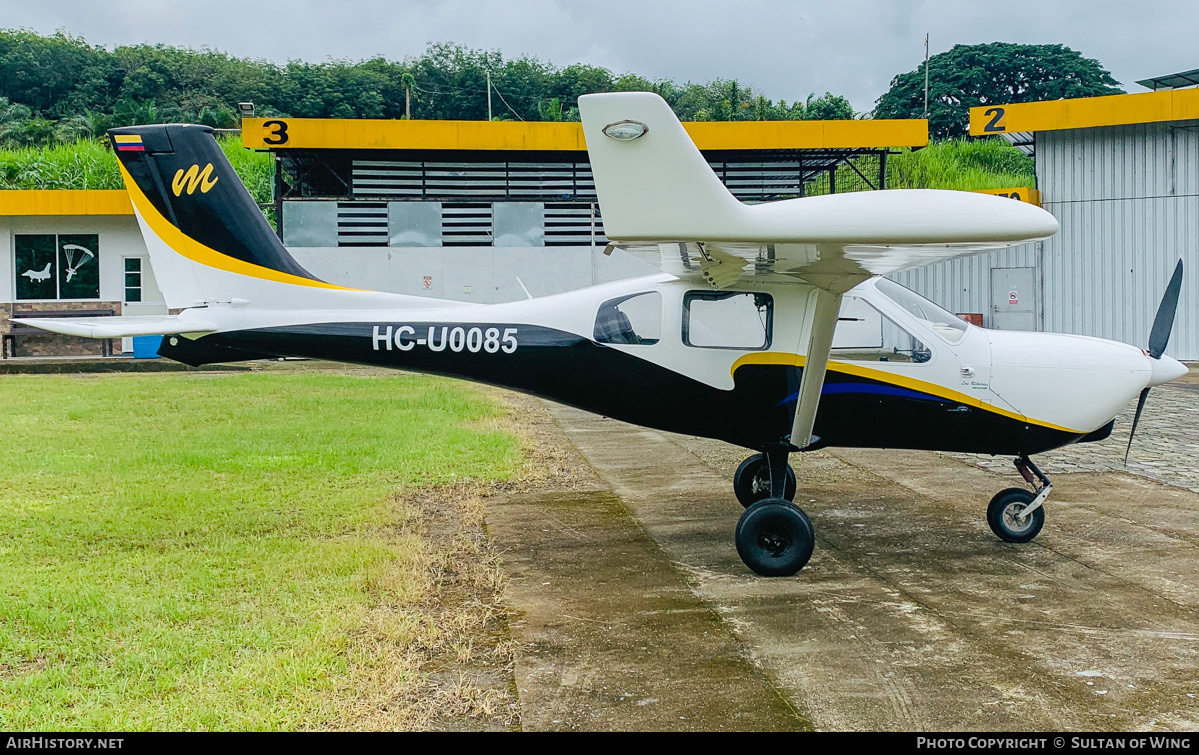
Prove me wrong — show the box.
[4,215,147,305]
[0,219,11,303]
[289,245,657,305]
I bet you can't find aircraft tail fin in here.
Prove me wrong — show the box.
[110,124,347,309]
[577,92,746,242]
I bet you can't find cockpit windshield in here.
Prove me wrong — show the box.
[874,279,968,344]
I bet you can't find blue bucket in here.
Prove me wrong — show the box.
[132,335,163,359]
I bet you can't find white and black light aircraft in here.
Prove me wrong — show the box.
[20,93,1188,576]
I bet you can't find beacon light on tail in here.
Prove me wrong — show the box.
[16,92,1189,577]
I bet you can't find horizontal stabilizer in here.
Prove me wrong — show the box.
[11,315,217,339]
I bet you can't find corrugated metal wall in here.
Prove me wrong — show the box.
[893,119,1199,361]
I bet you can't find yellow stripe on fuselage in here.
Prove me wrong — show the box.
[730,352,1081,435]
[117,161,354,291]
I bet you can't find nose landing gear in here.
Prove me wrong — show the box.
[987,454,1052,543]
[733,445,814,577]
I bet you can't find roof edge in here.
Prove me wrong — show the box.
[241,117,928,151]
[969,88,1199,136]
[0,190,133,216]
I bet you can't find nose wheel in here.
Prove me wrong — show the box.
[987,454,1051,543]
[733,446,813,576]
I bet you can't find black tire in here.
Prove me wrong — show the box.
[735,498,815,577]
[987,488,1045,543]
[733,454,797,507]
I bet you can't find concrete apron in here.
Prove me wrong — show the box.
[527,403,1199,732]
[489,488,806,731]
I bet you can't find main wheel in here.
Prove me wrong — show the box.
[987,488,1045,543]
[733,454,797,507]
[735,498,815,577]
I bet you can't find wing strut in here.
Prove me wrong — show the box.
[789,288,843,450]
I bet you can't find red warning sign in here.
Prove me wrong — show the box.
[1008,291,1019,305]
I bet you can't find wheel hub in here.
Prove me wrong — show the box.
[1003,503,1033,532]
[757,526,792,557]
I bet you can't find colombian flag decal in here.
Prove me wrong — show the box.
[113,134,145,152]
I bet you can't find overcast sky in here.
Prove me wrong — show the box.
[2,0,1196,112]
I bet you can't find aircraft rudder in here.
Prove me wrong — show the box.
[110,123,323,306]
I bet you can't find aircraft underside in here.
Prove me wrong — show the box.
[162,323,1104,457]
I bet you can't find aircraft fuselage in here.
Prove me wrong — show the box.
[162,273,1174,457]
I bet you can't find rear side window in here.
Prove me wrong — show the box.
[683,291,773,349]
[594,292,663,345]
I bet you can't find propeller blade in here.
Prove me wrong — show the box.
[1148,260,1184,359]
[1124,387,1151,466]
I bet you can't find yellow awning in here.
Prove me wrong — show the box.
[0,190,133,216]
[969,88,1199,136]
[242,117,929,151]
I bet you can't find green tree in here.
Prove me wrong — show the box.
[0,28,863,142]
[875,42,1122,138]
[802,92,854,120]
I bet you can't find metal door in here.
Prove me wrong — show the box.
[990,267,1037,331]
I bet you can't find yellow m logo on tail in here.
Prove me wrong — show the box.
[172,163,219,196]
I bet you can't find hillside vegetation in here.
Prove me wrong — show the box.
[0,29,854,146]
[0,134,1032,200]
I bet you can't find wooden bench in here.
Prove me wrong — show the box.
[3,307,118,358]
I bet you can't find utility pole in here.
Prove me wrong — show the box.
[486,70,493,121]
[405,87,411,119]
[923,33,930,119]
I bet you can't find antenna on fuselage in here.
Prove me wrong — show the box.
[515,276,534,300]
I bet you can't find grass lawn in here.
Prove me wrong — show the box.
[0,368,522,730]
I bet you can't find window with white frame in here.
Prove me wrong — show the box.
[124,257,143,302]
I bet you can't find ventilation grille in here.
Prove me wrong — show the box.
[713,161,804,200]
[545,204,606,247]
[352,158,807,202]
[353,161,596,201]
[442,203,493,247]
[337,202,388,247]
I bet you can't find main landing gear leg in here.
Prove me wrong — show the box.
[734,443,815,577]
[732,446,797,506]
[987,453,1052,543]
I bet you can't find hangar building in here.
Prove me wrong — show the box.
[0,191,160,357]
[893,81,1199,360]
[240,116,924,303]
[0,116,927,357]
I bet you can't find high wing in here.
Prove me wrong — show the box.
[578,92,1060,450]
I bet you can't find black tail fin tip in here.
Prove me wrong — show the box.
[109,124,318,281]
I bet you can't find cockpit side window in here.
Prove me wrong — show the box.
[833,296,932,364]
[683,291,773,349]
[594,291,663,345]
[874,278,968,344]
